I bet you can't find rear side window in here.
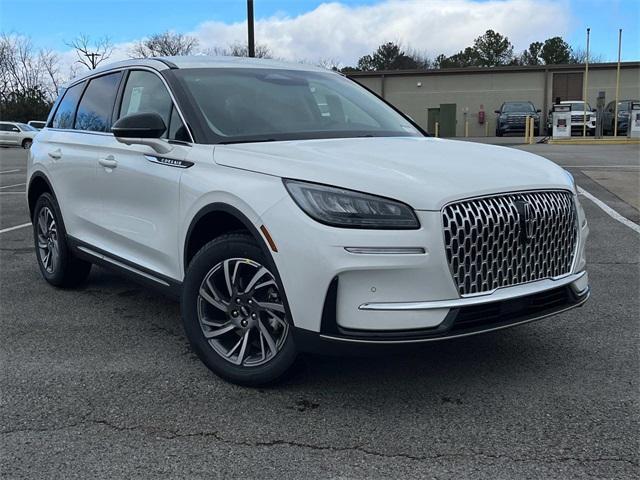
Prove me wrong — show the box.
[52,82,85,129]
[75,72,122,132]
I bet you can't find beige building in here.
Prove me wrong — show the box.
[348,62,640,137]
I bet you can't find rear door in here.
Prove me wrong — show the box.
[91,69,191,280]
[35,80,107,242]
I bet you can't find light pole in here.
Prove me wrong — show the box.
[582,28,590,137]
[247,0,255,58]
[614,29,622,136]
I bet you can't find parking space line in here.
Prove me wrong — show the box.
[0,169,21,174]
[578,186,640,234]
[0,222,31,234]
[0,183,26,190]
[565,165,640,168]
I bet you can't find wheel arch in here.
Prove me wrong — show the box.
[183,202,294,326]
[28,172,57,220]
[183,202,272,272]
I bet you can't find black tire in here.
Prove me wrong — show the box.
[22,138,33,149]
[33,193,92,288]
[495,129,503,137]
[181,233,297,386]
[534,127,540,136]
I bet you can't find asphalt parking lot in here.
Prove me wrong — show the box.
[1,142,639,479]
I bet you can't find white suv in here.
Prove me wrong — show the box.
[27,57,590,385]
[0,121,37,148]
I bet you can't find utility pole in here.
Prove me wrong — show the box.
[247,0,255,57]
[85,52,101,69]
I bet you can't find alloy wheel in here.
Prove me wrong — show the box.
[197,258,289,367]
[37,206,59,274]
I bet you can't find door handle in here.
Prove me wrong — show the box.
[98,156,118,169]
[48,149,62,160]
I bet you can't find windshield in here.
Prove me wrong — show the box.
[173,68,421,143]
[502,102,535,113]
[17,123,38,131]
[566,102,592,111]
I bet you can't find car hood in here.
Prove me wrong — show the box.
[214,136,573,210]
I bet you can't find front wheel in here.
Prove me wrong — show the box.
[22,138,33,149]
[181,233,297,386]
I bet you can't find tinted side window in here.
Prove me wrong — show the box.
[119,71,172,135]
[75,72,122,132]
[0,124,11,132]
[52,82,85,129]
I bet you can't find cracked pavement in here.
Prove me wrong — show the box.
[1,145,639,479]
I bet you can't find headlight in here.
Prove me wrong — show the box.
[283,179,419,229]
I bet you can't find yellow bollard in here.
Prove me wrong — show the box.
[435,121,439,138]
[529,117,535,144]
[524,115,530,143]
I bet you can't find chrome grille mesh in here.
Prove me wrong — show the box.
[442,191,578,296]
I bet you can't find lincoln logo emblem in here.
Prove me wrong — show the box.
[515,199,534,242]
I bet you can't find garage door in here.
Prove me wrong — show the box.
[552,72,584,102]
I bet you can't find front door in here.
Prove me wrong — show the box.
[92,69,192,280]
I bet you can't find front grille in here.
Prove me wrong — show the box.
[442,191,578,296]
[571,114,589,123]
[507,116,526,125]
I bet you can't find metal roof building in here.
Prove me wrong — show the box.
[348,62,640,137]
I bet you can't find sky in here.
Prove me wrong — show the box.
[1,0,638,68]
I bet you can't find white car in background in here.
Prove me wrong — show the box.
[27,57,590,386]
[562,101,597,136]
[0,121,38,148]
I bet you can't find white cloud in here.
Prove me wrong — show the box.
[189,0,571,65]
[59,0,571,75]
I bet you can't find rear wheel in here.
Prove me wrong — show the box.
[181,233,297,386]
[33,193,92,287]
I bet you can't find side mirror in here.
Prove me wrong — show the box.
[592,108,597,112]
[111,113,173,154]
[494,110,500,114]
[536,109,541,113]
[11,127,20,132]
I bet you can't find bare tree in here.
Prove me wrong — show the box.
[316,58,342,71]
[569,47,604,64]
[209,42,272,58]
[67,34,113,70]
[0,33,71,121]
[130,31,199,58]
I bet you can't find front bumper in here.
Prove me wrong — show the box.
[293,282,589,352]
[261,192,589,348]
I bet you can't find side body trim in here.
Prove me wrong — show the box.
[68,236,182,298]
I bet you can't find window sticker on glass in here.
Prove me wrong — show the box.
[127,86,144,115]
